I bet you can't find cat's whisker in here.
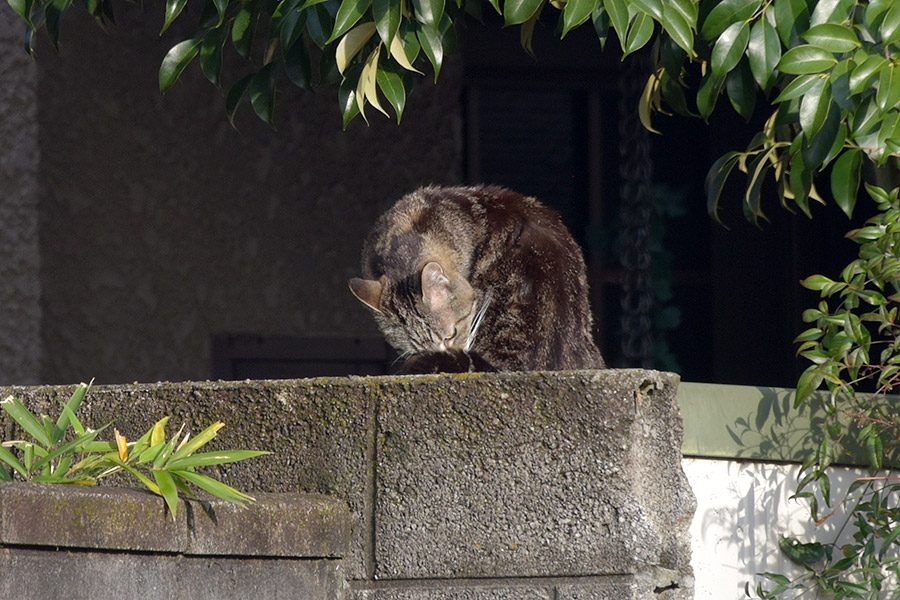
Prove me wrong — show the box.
[465,291,492,351]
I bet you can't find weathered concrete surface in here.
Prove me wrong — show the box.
[1,370,694,598]
[1,547,345,600]
[0,10,42,385]
[0,482,351,599]
[0,482,351,557]
[375,371,692,583]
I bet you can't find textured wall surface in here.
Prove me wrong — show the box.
[0,11,42,385]
[1,483,349,599]
[7,5,463,385]
[1,369,695,599]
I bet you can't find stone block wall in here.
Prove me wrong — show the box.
[0,482,350,599]
[1,369,695,599]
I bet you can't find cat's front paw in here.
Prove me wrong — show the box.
[401,349,496,374]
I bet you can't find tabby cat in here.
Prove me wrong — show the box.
[349,185,605,373]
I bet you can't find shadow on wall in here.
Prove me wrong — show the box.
[679,383,874,599]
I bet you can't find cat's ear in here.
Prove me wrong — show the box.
[421,262,452,310]
[349,275,386,313]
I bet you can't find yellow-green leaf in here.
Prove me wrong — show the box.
[336,22,377,74]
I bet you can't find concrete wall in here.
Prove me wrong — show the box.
[1,482,350,599]
[0,10,42,385]
[1,369,695,599]
[0,6,463,385]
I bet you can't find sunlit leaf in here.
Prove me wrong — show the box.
[661,2,693,55]
[167,449,269,469]
[747,19,781,93]
[778,45,837,75]
[623,11,654,57]
[801,23,860,53]
[171,469,256,504]
[417,23,443,80]
[628,0,661,22]
[411,0,444,27]
[329,0,371,42]
[603,0,630,47]
[373,0,401,48]
[504,0,543,25]
[700,0,760,40]
[711,21,749,81]
[562,0,596,39]
[161,0,189,34]
[153,469,180,519]
[335,21,377,74]
[1,396,51,448]
[877,63,900,112]
[809,0,852,27]
[376,61,408,121]
[773,0,809,47]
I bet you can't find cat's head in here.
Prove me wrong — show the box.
[349,262,483,354]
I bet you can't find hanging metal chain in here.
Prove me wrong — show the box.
[617,51,655,369]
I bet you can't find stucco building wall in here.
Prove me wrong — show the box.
[0,6,463,384]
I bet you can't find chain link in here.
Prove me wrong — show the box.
[617,52,655,368]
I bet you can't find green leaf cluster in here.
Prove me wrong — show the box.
[0,382,269,518]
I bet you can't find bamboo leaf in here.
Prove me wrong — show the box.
[54,382,89,442]
[167,449,269,469]
[0,445,27,477]
[153,469,181,519]
[1,396,52,448]
[171,469,257,504]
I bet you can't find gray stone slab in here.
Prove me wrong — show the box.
[353,584,552,600]
[0,547,344,600]
[1,378,374,578]
[187,491,351,557]
[0,482,188,552]
[373,370,693,580]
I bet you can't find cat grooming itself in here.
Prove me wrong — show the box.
[349,185,605,373]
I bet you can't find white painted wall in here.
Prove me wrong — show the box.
[684,457,870,599]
